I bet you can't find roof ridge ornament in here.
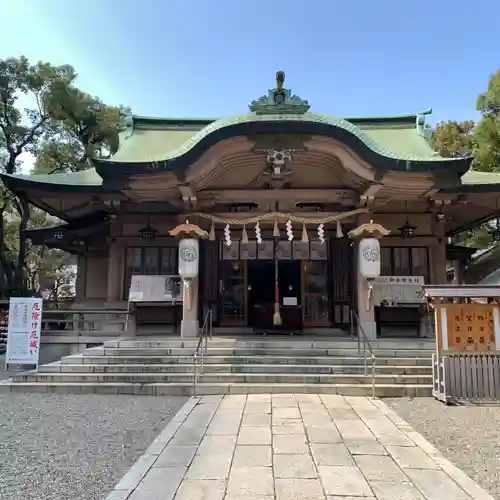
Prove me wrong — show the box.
[249,71,310,115]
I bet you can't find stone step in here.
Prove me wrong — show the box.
[14,372,432,385]
[93,347,433,358]
[104,338,435,350]
[39,363,431,375]
[0,381,432,397]
[61,355,433,366]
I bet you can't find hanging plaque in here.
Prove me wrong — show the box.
[258,241,274,260]
[293,241,310,260]
[310,241,328,260]
[240,242,257,260]
[222,241,240,260]
[276,241,292,260]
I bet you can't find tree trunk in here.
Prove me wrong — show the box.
[0,208,15,296]
[14,198,30,294]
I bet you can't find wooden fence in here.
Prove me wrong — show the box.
[0,300,130,339]
[433,352,500,403]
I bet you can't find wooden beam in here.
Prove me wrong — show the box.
[178,184,197,203]
[422,188,439,198]
[198,189,358,202]
[359,184,383,208]
[190,212,360,223]
[361,184,382,199]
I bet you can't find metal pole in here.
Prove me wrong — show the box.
[209,307,213,340]
[193,354,197,397]
[371,356,376,399]
[201,340,204,372]
[204,322,208,356]
[356,314,360,356]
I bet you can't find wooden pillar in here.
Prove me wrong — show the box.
[106,242,123,303]
[431,222,447,285]
[75,255,87,302]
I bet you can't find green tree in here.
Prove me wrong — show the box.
[474,70,500,173]
[33,86,129,174]
[430,120,475,158]
[0,56,75,293]
[0,55,129,296]
[429,71,500,250]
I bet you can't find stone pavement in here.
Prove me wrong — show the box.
[105,394,495,500]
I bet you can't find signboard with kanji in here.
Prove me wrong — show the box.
[128,275,182,303]
[5,297,42,366]
[445,304,496,352]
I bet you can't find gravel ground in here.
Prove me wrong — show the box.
[387,397,500,499]
[0,391,188,500]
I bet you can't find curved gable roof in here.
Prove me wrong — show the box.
[94,111,471,178]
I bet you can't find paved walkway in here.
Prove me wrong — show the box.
[106,394,495,500]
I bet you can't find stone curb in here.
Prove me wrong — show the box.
[0,379,13,392]
[103,396,199,500]
[372,398,496,500]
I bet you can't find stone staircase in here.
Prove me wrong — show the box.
[1,336,434,397]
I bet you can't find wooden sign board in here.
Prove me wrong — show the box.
[129,275,182,303]
[435,303,500,354]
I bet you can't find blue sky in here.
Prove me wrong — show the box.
[2,0,500,125]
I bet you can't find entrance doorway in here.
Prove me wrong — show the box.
[247,260,302,331]
[216,239,352,330]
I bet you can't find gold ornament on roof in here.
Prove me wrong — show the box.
[348,220,390,239]
[169,220,209,238]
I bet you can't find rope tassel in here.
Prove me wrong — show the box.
[301,224,309,242]
[273,220,280,238]
[336,220,344,238]
[242,225,249,244]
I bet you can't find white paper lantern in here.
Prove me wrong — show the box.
[358,237,381,279]
[178,238,199,279]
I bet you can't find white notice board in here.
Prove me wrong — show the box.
[6,297,43,367]
[128,275,182,303]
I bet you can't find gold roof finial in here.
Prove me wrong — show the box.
[276,71,285,91]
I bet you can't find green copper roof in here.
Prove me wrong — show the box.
[6,168,103,186]
[103,75,439,169]
[462,170,500,185]
[0,168,104,195]
[112,128,197,163]
[5,164,497,191]
[109,111,440,165]
[0,73,473,189]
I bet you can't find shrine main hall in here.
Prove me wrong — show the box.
[3,73,500,340]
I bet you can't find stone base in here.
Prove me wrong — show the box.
[359,320,377,341]
[181,319,199,338]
